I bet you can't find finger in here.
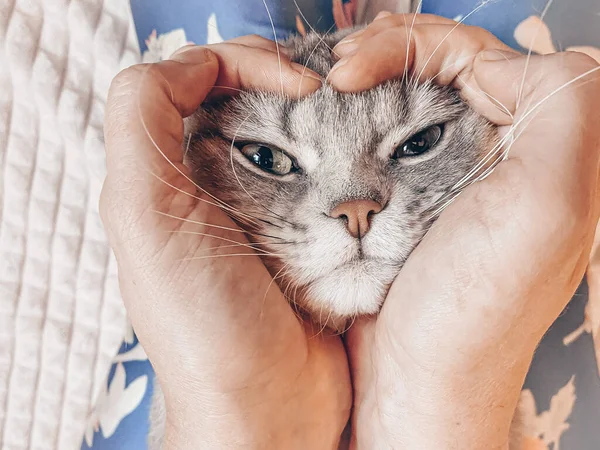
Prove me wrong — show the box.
[328,23,514,92]
[101,44,322,237]
[206,42,322,98]
[224,34,289,55]
[343,316,376,407]
[471,51,600,214]
[173,35,285,56]
[102,49,219,239]
[333,14,459,57]
[369,12,459,29]
[373,10,393,21]
[382,54,600,349]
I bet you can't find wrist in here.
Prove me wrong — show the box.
[352,351,533,449]
[164,404,344,450]
[162,374,349,450]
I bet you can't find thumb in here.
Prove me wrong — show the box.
[101,48,219,241]
[457,50,522,126]
[470,50,600,192]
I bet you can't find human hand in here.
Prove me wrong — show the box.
[100,39,351,450]
[329,13,600,449]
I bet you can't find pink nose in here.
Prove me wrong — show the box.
[329,199,383,239]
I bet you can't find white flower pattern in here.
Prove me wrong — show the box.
[142,28,190,63]
[520,377,577,450]
[207,13,224,44]
[84,363,148,447]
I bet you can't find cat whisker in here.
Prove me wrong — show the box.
[516,0,555,110]
[250,216,287,230]
[150,172,263,227]
[140,77,291,232]
[297,22,336,98]
[260,0,285,96]
[229,117,301,226]
[414,0,494,84]
[427,139,507,216]
[283,278,305,324]
[247,228,285,239]
[313,298,336,337]
[447,120,519,193]
[191,84,247,95]
[262,214,298,228]
[273,269,310,330]
[250,240,299,248]
[430,56,515,119]
[281,272,294,302]
[136,65,259,225]
[211,85,247,94]
[186,242,277,255]
[404,1,423,85]
[292,281,305,323]
[260,263,290,321]
[229,113,266,201]
[426,191,461,220]
[429,66,600,219]
[166,229,281,249]
[183,133,192,160]
[454,72,514,119]
[251,243,298,250]
[428,134,512,218]
[505,65,600,144]
[292,0,340,58]
[178,253,284,262]
[152,209,247,233]
[337,312,357,336]
[428,131,516,216]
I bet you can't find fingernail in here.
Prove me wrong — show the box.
[291,63,323,83]
[328,55,353,78]
[478,49,521,62]
[337,29,364,47]
[170,46,214,64]
[374,11,392,21]
[333,41,359,56]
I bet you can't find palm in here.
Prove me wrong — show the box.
[126,179,352,438]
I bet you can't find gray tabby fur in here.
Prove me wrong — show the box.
[148,28,522,449]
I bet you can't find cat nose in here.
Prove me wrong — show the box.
[329,199,383,239]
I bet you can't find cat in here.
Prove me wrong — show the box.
[148,28,521,449]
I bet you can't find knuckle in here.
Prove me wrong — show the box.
[464,24,499,45]
[109,64,147,96]
[545,51,600,89]
[108,64,167,106]
[224,34,275,49]
[246,33,268,42]
[561,51,599,71]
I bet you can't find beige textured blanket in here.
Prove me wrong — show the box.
[0,1,139,448]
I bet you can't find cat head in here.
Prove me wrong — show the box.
[185,30,497,325]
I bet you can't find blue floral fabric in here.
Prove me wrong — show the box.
[85,1,600,449]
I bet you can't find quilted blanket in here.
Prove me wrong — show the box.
[0,1,138,448]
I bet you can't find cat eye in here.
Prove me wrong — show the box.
[393,125,443,158]
[239,143,298,176]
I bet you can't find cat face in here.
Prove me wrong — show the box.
[185,31,497,324]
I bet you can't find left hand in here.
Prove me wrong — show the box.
[328,13,600,449]
[101,38,351,450]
